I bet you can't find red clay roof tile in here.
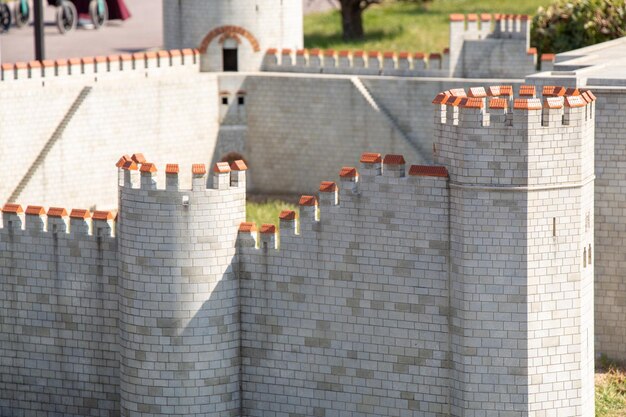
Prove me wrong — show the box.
[213,162,231,174]
[513,98,542,110]
[239,222,257,232]
[339,167,358,178]
[383,154,406,165]
[319,181,338,192]
[3,204,23,214]
[260,224,276,234]
[279,210,296,221]
[192,164,207,175]
[408,165,448,177]
[70,209,91,219]
[25,205,45,215]
[299,195,317,206]
[360,152,382,164]
[166,164,179,174]
[230,160,248,171]
[489,98,507,110]
[92,211,114,221]
[47,207,68,217]
[519,85,536,97]
[140,163,157,173]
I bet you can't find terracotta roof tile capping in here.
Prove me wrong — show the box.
[544,97,564,109]
[319,181,337,192]
[565,96,586,108]
[383,154,406,165]
[239,222,257,232]
[519,85,536,97]
[47,207,68,217]
[448,88,467,98]
[409,165,449,178]
[360,153,382,164]
[165,164,179,174]
[192,164,207,175]
[116,155,131,168]
[230,160,248,171]
[2,203,23,214]
[25,205,45,215]
[70,209,91,219]
[140,163,157,173]
[213,162,231,173]
[513,98,542,110]
[279,210,296,221]
[543,86,566,97]
[299,195,317,206]
[459,97,483,109]
[339,167,358,178]
[131,153,146,164]
[122,160,138,171]
[260,224,276,234]
[489,98,507,110]
[468,87,487,98]
[449,13,465,22]
[92,211,114,221]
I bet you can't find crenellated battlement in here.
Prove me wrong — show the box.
[262,47,449,77]
[116,153,247,193]
[237,152,449,250]
[432,84,596,129]
[0,48,200,83]
[1,203,115,237]
[449,13,531,41]
[432,85,595,188]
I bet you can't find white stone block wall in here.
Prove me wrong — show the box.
[592,89,626,361]
[0,213,119,417]
[434,87,595,416]
[118,165,246,417]
[240,161,451,417]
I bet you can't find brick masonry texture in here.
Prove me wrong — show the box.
[0,1,624,415]
[0,85,597,416]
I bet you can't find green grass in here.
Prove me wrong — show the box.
[597,356,626,417]
[246,200,297,227]
[304,0,551,54]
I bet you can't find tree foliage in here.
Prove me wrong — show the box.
[532,0,626,55]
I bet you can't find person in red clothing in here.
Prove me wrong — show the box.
[73,0,131,23]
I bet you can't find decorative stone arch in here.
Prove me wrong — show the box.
[198,25,260,53]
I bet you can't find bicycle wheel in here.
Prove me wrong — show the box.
[0,4,11,33]
[56,0,77,34]
[14,0,29,28]
[88,0,107,29]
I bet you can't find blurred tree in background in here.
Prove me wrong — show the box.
[532,0,626,55]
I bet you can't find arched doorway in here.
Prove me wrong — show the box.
[222,38,239,72]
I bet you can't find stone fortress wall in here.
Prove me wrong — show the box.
[263,14,545,79]
[0,84,597,417]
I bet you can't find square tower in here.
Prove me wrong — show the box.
[433,86,596,416]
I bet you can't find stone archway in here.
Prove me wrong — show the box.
[198,25,260,54]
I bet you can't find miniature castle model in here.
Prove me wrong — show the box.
[0,85,597,417]
[0,1,624,415]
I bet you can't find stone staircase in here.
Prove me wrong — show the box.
[8,86,93,203]
[350,76,429,163]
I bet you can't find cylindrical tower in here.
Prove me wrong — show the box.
[117,158,246,417]
[433,86,596,417]
[162,0,303,72]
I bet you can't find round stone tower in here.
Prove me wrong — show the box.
[117,158,246,417]
[162,0,303,72]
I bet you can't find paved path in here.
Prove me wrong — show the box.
[0,0,337,63]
